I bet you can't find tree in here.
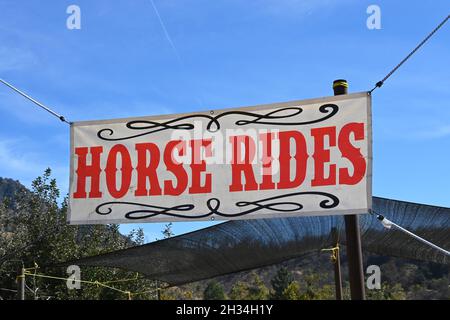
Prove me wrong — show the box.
[367,283,406,300]
[203,281,226,300]
[283,281,301,300]
[299,273,319,300]
[229,281,249,300]
[0,169,156,300]
[313,284,334,300]
[247,272,269,300]
[162,222,174,239]
[270,267,294,300]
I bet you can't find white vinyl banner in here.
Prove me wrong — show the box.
[68,92,372,224]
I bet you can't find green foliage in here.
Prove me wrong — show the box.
[229,273,269,300]
[365,257,449,300]
[283,281,301,300]
[270,267,294,299]
[0,169,156,300]
[229,281,249,300]
[296,273,334,300]
[367,283,407,300]
[247,272,269,300]
[158,284,201,300]
[203,280,226,300]
[313,284,335,300]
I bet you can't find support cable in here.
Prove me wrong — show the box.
[372,210,450,257]
[370,15,449,93]
[0,78,71,124]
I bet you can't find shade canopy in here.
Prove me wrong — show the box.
[71,197,450,286]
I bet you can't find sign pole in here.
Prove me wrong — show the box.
[333,79,366,300]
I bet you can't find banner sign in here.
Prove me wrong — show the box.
[68,92,372,224]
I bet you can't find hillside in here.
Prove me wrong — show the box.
[0,177,27,207]
[167,249,450,300]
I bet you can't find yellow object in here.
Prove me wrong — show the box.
[333,81,348,88]
[321,245,340,263]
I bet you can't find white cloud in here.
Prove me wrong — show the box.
[0,46,38,72]
[0,137,69,194]
[0,138,41,174]
[377,120,450,142]
[414,125,450,140]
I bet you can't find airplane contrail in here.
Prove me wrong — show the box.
[149,0,183,64]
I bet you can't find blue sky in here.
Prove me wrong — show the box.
[0,0,449,242]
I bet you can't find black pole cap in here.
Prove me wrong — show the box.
[333,79,348,95]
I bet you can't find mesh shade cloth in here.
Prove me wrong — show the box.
[70,197,450,286]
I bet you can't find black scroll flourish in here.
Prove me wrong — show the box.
[95,202,196,220]
[94,191,339,220]
[96,104,339,141]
